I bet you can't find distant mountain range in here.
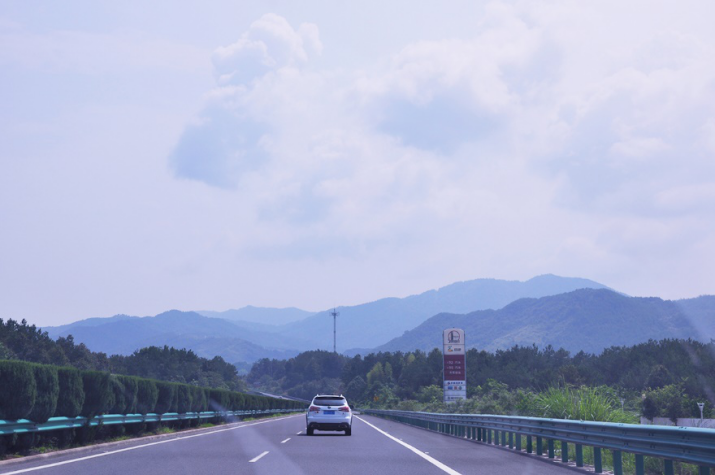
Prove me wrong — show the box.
[41,275,714,365]
[279,274,611,351]
[197,306,314,326]
[374,289,713,354]
[44,311,299,363]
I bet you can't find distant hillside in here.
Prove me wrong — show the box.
[676,295,715,337]
[198,306,315,326]
[43,275,613,363]
[374,289,704,355]
[45,310,302,363]
[282,274,611,351]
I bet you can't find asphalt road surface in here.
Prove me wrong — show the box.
[0,414,577,475]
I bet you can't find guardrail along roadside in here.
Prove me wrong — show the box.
[0,359,303,457]
[364,409,715,475]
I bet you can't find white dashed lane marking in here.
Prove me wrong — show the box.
[249,451,269,463]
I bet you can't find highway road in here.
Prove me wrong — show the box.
[0,414,576,475]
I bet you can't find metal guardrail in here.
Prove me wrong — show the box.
[0,408,304,436]
[363,409,715,475]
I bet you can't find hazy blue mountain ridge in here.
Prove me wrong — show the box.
[198,306,315,326]
[676,295,715,337]
[374,289,702,355]
[45,310,303,363]
[281,274,610,351]
[44,275,611,362]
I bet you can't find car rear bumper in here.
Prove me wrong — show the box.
[307,421,351,431]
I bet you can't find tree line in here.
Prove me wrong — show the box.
[0,318,245,391]
[248,339,715,418]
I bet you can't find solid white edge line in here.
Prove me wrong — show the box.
[355,416,462,475]
[2,414,300,474]
[281,438,291,443]
[249,451,269,463]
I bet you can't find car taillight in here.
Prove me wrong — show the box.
[309,406,320,412]
[339,406,350,412]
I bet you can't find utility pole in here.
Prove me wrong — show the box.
[330,308,340,353]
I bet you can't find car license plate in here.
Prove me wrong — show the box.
[324,410,335,415]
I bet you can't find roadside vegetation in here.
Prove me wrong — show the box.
[0,358,302,459]
[248,339,715,422]
[0,318,246,391]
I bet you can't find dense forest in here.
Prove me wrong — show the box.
[0,318,246,391]
[248,339,715,419]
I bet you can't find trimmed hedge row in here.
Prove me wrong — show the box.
[0,360,303,422]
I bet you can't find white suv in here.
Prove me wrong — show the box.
[306,394,352,436]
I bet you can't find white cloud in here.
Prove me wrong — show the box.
[3,2,715,324]
[168,8,715,286]
[211,13,322,85]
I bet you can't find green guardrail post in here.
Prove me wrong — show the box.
[613,450,623,475]
[548,439,555,459]
[635,454,644,475]
[663,460,674,475]
[561,441,568,463]
[516,433,521,451]
[594,447,602,473]
[698,466,709,475]
[501,430,506,447]
[487,428,492,444]
[536,436,543,456]
[508,431,513,448]
[527,435,532,454]
[575,444,583,467]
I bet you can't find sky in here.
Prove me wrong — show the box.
[1,1,714,326]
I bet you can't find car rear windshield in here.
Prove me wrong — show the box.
[313,397,347,406]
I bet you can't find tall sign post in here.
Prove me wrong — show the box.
[442,328,467,403]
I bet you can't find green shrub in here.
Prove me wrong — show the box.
[27,364,59,423]
[55,367,84,418]
[177,384,193,413]
[208,389,231,411]
[228,392,244,411]
[154,382,177,414]
[117,375,138,414]
[135,379,159,415]
[80,371,113,418]
[109,375,127,414]
[190,385,207,412]
[169,383,180,413]
[0,360,36,420]
[531,386,635,423]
